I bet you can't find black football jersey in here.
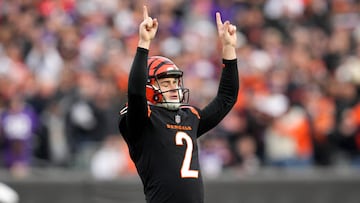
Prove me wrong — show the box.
[119,104,204,203]
[118,47,239,203]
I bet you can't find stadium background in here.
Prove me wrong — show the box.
[0,0,360,202]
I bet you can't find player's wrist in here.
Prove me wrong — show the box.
[138,39,151,50]
[222,45,236,60]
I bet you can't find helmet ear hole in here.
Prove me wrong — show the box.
[154,92,163,102]
[146,85,162,103]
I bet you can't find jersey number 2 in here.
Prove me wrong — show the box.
[175,132,199,178]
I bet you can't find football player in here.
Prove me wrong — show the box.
[118,5,239,203]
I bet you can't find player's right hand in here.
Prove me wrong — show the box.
[139,5,158,43]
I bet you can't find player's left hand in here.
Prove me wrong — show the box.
[216,12,237,48]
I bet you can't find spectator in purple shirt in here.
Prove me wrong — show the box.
[0,96,38,178]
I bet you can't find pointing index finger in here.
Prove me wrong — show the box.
[143,5,149,20]
[216,12,223,27]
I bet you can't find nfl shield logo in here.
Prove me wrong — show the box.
[175,115,181,124]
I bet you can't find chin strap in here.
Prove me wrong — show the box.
[156,102,181,110]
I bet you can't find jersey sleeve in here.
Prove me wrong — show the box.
[119,47,149,140]
[197,59,239,136]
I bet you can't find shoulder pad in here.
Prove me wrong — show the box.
[180,105,200,119]
[119,104,152,118]
[119,105,128,115]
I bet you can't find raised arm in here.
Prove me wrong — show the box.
[198,12,239,136]
[126,6,158,135]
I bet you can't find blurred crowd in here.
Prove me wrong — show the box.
[0,0,359,180]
